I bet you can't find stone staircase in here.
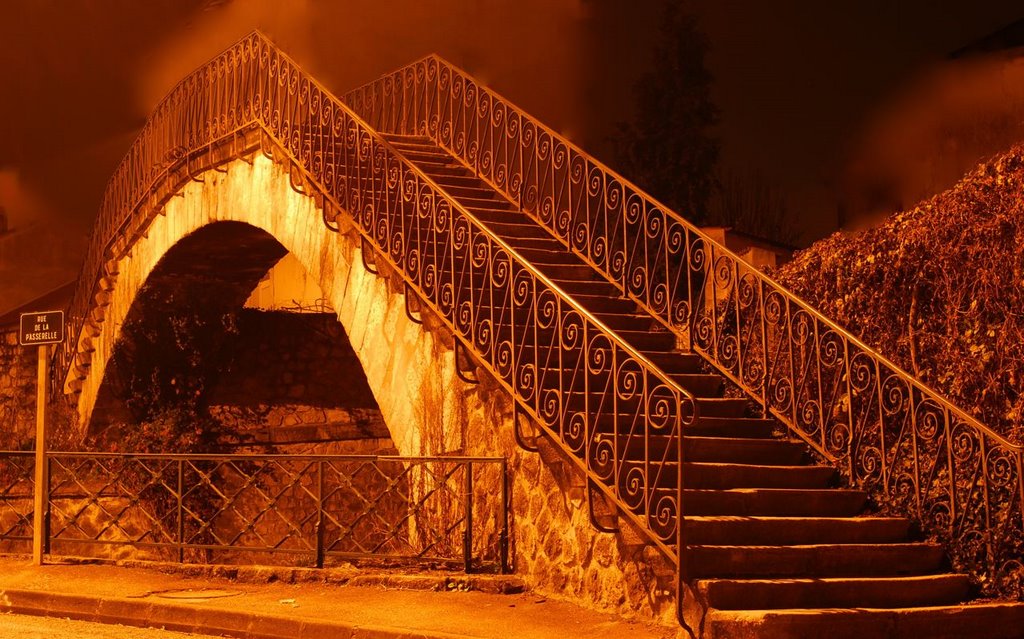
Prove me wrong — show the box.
[383,133,1024,638]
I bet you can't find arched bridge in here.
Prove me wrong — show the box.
[57,32,1024,637]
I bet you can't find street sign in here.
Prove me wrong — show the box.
[18,310,64,347]
[16,309,64,564]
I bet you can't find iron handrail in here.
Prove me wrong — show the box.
[342,53,1020,452]
[343,54,1024,597]
[58,31,697,572]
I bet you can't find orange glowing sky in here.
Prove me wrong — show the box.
[1,0,1023,313]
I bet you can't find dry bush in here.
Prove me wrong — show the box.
[776,146,1024,443]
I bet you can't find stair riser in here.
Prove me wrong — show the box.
[698,575,971,610]
[586,417,775,440]
[598,436,806,465]
[530,368,719,397]
[417,164,475,178]
[694,398,749,418]
[704,604,1024,639]
[685,518,912,546]
[495,330,675,354]
[455,196,517,211]
[680,489,868,517]
[616,462,835,490]
[687,545,945,578]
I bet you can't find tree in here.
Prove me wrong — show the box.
[611,2,719,222]
[708,168,799,246]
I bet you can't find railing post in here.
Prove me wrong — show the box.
[177,459,184,564]
[499,459,509,574]
[676,400,688,630]
[43,454,51,555]
[463,462,473,573]
[315,460,325,569]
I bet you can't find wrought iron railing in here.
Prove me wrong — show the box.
[58,30,698,599]
[0,452,34,551]
[343,56,1024,596]
[0,451,507,570]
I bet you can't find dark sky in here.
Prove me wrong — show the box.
[1,0,1023,312]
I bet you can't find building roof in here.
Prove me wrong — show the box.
[0,279,77,328]
[952,18,1024,58]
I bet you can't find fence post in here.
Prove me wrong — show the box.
[43,454,51,555]
[463,462,473,573]
[315,460,325,569]
[499,459,509,574]
[177,459,184,564]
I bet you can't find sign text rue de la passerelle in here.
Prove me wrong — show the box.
[19,310,64,347]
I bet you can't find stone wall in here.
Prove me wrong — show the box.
[0,328,36,449]
[69,154,675,624]
[206,309,389,445]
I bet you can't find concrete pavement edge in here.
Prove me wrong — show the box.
[0,588,479,639]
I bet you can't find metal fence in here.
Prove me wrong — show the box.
[0,451,508,572]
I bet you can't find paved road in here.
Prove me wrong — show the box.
[0,613,213,638]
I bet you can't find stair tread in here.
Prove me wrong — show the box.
[705,603,1024,639]
[690,542,940,549]
[687,515,909,523]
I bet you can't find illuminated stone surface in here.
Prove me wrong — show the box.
[72,154,674,622]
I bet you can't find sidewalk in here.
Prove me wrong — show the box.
[0,557,676,639]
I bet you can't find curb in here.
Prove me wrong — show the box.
[46,557,527,596]
[0,588,478,639]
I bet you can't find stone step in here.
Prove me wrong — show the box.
[453,195,517,211]
[686,542,946,578]
[697,574,971,611]
[397,149,457,166]
[689,417,777,439]
[686,437,807,465]
[596,435,806,465]
[463,206,531,224]
[641,351,706,375]
[532,262,602,281]
[536,369,722,398]
[670,373,722,396]
[573,297,645,317]
[545,276,629,298]
[679,488,868,517]
[623,461,836,490]
[500,327,676,354]
[419,173,489,190]
[412,163,472,178]
[494,246,577,265]
[539,368,717,396]
[432,183,499,200]
[703,603,1024,639]
[693,398,749,418]
[586,312,658,332]
[477,220,556,240]
[381,134,435,148]
[684,515,912,545]
[434,263,604,290]
[586,415,775,439]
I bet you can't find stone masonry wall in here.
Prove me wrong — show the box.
[71,154,675,624]
[207,309,390,444]
[0,328,36,449]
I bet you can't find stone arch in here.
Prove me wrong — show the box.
[71,151,675,623]
[78,154,469,458]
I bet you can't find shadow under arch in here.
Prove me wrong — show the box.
[88,220,390,454]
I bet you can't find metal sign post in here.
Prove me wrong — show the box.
[19,311,64,566]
